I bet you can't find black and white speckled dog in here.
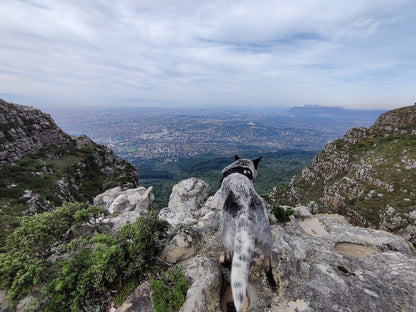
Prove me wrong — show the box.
[219,155,278,312]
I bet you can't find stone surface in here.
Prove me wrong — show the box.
[115,281,154,312]
[0,290,11,312]
[269,214,415,312]
[94,186,154,230]
[158,178,211,227]
[0,99,69,165]
[270,104,416,245]
[93,187,124,209]
[124,207,415,312]
[179,255,222,312]
[160,229,199,264]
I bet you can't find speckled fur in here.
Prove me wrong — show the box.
[220,156,274,312]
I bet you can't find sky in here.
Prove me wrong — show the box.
[0,0,415,110]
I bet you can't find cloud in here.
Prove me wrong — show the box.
[0,0,415,109]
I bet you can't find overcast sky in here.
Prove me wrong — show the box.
[0,0,415,110]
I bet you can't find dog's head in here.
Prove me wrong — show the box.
[222,155,262,181]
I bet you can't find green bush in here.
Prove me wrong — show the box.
[150,267,190,312]
[43,213,168,311]
[273,205,294,223]
[114,278,140,307]
[0,203,169,310]
[0,202,86,307]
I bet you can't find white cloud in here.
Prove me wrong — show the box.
[0,0,415,109]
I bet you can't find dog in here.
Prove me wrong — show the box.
[219,155,278,312]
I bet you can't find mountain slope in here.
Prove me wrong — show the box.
[0,100,139,245]
[270,104,416,244]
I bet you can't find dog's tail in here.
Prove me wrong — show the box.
[231,218,254,312]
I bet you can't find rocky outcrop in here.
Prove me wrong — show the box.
[94,186,154,230]
[270,104,416,245]
[158,178,212,227]
[0,100,139,214]
[119,178,416,312]
[156,178,221,264]
[5,178,414,312]
[0,100,139,247]
[268,214,415,312]
[0,99,70,164]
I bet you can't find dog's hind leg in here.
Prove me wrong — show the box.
[263,255,279,289]
[219,251,232,269]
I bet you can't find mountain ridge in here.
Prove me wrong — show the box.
[270,103,416,245]
[0,99,139,245]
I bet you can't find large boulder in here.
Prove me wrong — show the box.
[114,281,154,312]
[159,229,200,264]
[179,255,222,312]
[158,178,211,226]
[94,186,154,230]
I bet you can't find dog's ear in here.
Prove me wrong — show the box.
[252,157,262,169]
[235,155,240,161]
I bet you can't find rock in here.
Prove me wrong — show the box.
[270,104,416,245]
[0,287,43,312]
[93,187,123,209]
[268,214,416,312]
[0,290,11,312]
[160,229,199,264]
[0,99,70,165]
[75,135,94,149]
[179,255,222,312]
[192,190,222,239]
[293,205,312,218]
[115,281,154,312]
[158,178,210,227]
[168,178,210,213]
[118,189,416,312]
[108,187,154,214]
[164,212,415,312]
[95,186,154,230]
[95,186,154,213]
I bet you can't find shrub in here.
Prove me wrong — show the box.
[42,213,169,311]
[114,278,140,307]
[273,205,294,223]
[0,201,169,310]
[0,203,87,305]
[150,267,189,312]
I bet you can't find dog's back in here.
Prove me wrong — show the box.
[220,156,276,312]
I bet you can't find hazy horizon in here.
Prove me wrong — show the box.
[1,1,415,110]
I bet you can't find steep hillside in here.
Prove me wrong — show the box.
[0,100,139,245]
[270,104,416,244]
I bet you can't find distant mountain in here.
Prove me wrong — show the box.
[280,104,386,123]
[0,99,139,245]
[270,104,416,245]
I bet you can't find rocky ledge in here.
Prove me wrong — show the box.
[109,178,416,312]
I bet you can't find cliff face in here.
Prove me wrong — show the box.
[270,104,416,245]
[0,100,139,244]
[0,100,71,164]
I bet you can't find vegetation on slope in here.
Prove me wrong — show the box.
[0,100,139,247]
[0,141,138,247]
[271,105,416,239]
[0,203,169,311]
[135,150,316,208]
